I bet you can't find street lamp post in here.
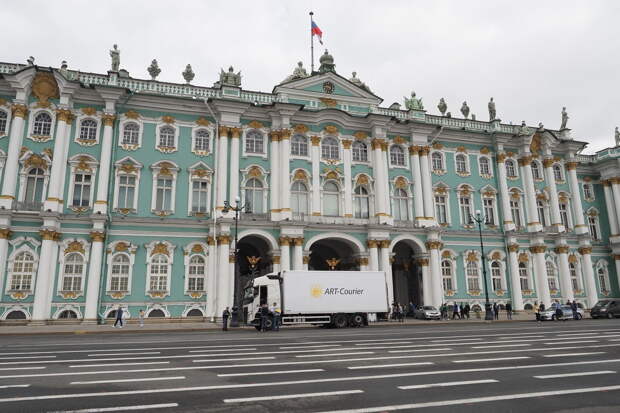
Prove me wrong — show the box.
[470,209,493,321]
[222,196,249,327]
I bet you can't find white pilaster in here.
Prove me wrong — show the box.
[506,241,523,310]
[372,139,386,216]
[610,179,620,233]
[44,110,70,212]
[543,157,563,231]
[216,235,231,314]
[420,259,431,306]
[32,230,60,321]
[270,131,280,217]
[603,181,619,236]
[409,147,425,225]
[311,136,321,215]
[94,114,116,214]
[555,243,574,302]
[567,161,586,234]
[0,105,27,208]
[216,127,229,211]
[496,154,516,231]
[280,237,291,272]
[292,238,303,270]
[579,245,598,308]
[273,256,282,273]
[0,233,10,301]
[419,147,435,224]
[83,232,104,321]
[531,244,551,308]
[228,128,241,207]
[207,237,217,319]
[614,256,620,295]
[519,155,541,232]
[427,240,443,308]
[343,140,353,217]
[280,130,292,219]
[379,240,393,306]
[368,240,379,271]
[381,142,391,215]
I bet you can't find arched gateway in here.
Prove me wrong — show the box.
[390,236,428,310]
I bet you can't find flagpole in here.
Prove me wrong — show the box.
[310,11,315,73]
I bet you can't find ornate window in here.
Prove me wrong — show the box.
[483,197,496,226]
[546,261,559,291]
[144,241,175,298]
[122,122,140,145]
[519,262,530,290]
[431,152,444,172]
[569,262,579,291]
[559,200,570,229]
[188,255,206,292]
[491,261,502,290]
[245,130,264,154]
[321,137,339,160]
[479,157,491,176]
[353,185,370,218]
[24,168,45,206]
[118,175,136,209]
[392,188,409,221]
[113,159,142,212]
[79,119,98,142]
[455,154,468,174]
[71,172,91,207]
[193,129,210,153]
[435,194,448,225]
[148,254,169,292]
[9,251,35,292]
[155,177,173,211]
[0,110,7,134]
[110,254,130,292]
[553,164,564,181]
[459,193,472,226]
[33,112,52,136]
[150,161,179,215]
[291,134,308,157]
[537,199,547,227]
[510,195,523,228]
[390,146,405,166]
[323,181,340,216]
[505,160,517,178]
[188,164,212,216]
[597,262,610,293]
[191,180,209,213]
[352,141,368,162]
[531,161,542,180]
[244,178,265,213]
[441,260,453,291]
[466,261,480,291]
[587,210,600,240]
[158,126,175,148]
[61,253,84,292]
[291,181,309,215]
[583,183,594,201]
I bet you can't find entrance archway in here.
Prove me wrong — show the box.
[391,240,425,311]
[309,238,360,271]
[237,235,273,279]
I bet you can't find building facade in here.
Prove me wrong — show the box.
[0,50,618,322]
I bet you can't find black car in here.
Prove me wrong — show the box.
[591,300,620,319]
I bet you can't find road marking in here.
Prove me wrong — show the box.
[71,376,186,385]
[70,362,171,368]
[498,336,543,340]
[0,344,259,356]
[430,338,483,343]
[314,385,620,412]
[218,369,324,377]
[398,379,498,389]
[0,367,45,371]
[453,357,530,363]
[1,360,619,403]
[0,355,56,360]
[543,340,598,345]
[0,354,274,365]
[296,352,375,358]
[348,362,434,370]
[87,352,161,357]
[354,346,452,351]
[0,384,30,389]
[279,345,342,349]
[534,370,616,379]
[354,342,412,346]
[472,344,531,349]
[192,356,276,363]
[49,403,178,412]
[223,390,364,403]
[543,352,605,358]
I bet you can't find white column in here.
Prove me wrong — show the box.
[58,116,73,208]
[579,245,598,308]
[44,110,70,211]
[279,237,291,272]
[543,158,563,231]
[0,230,11,301]
[372,139,386,215]
[610,179,620,232]
[519,155,540,232]
[506,242,523,310]
[94,114,116,214]
[269,131,280,216]
[206,237,217,319]
[531,245,551,308]
[273,256,282,273]
[228,128,241,206]
[409,147,425,224]
[381,143,391,215]
[419,147,435,222]
[342,140,353,217]
[228,254,235,311]
[280,130,292,219]
[427,241,443,308]
[420,258,431,306]
[555,244,574,302]
[216,127,229,210]
[614,255,620,294]
[567,161,587,234]
[292,238,303,270]
[0,105,28,208]
[32,230,60,321]
[368,240,379,271]
[83,231,105,321]
[496,154,515,231]
[216,235,230,315]
[603,181,619,236]
[379,240,393,306]
[311,136,321,215]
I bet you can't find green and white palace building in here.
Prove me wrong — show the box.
[0,49,618,323]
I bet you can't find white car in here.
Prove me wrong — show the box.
[539,305,584,321]
[414,306,441,320]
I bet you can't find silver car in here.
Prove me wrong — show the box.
[414,306,441,320]
[539,305,584,321]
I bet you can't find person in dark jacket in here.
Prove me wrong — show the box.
[222,307,230,331]
[555,304,563,321]
[506,302,512,320]
[493,302,499,320]
[452,302,460,319]
[464,304,471,319]
[113,306,123,328]
[260,304,270,332]
[571,301,578,320]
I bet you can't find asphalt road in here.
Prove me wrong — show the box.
[0,319,619,412]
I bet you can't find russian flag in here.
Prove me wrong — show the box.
[311,21,323,45]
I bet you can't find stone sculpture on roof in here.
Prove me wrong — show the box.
[318,50,336,73]
[349,71,371,93]
[110,44,120,72]
[283,61,309,83]
[219,66,242,87]
[437,98,447,116]
[182,64,195,84]
[615,126,620,147]
[148,59,161,80]
[27,56,35,66]
[460,101,470,119]
[518,120,531,136]
[488,97,496,121]
[404,91,424,110]
[561,107,569,129]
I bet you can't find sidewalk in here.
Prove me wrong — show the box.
[0,312,536,336]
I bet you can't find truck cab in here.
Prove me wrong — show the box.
[243,274,280,329]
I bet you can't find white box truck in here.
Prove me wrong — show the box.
[242,270,390,329]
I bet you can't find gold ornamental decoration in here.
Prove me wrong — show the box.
[409,146,420,155]
[426,241,443,250]
[518,155,533,166]
[247,120,263,129]
[466,251,478,262]
[326,257,340,270]
[102,114,116,127]
[247,255,261,268]
[269,130,281,141]
[418,146,430,156]
[192,169,209,179]
[578,246,592,255]
[0,98,6,106]
[39,229,61,241]
[280,129,291,139]
[393,136,406,145]
[218,125,229,136]
[12,104,28,119]
[380,240,391,249]
[76,156,93,172]
[272,255,281,264]
[325,170,338,180]
[496,153,506,163]
[119,163,137,173]
[441,250,452,258]
[89,231,105,242]
[228,255,236,263]
[319,98,337,107]
[81,107,97,116]
[566,161,579,170]
[568,254,578,263]
[24,154,48,169]
[294,124,309,134]
[341,139,352,149]
[125,110,140,119]
[367,239,378,248]
[311,136,321,146]
[293,169,308,181]
[206,236,215,245]
[480,147,490,154]
[434,186,447,195]
[161,115,175,124]
[491,251,502,260]
[0,228,13,239]
[114,242,129,252]
[247,166,263,177]
[432,142,444,150]
[196,117,210,127]
[324,125,339,134]
[31,72,59,106]
[529,245,547,254]
[293,237,304,246]
[542,158,554,168]
[483,190,496,197]
[395,177,407,189]
[456,146,467,153]
[554,245,569,254]
[530,133,542,154]
[279,236,290,246]
[152,242,170,256]
[357,174,369,185]
[380,141,389,151]
[217,235,231,245]
[510,189,521,200]
[417,258,429,267]
[357,257,369,266]
[60,291,77,299]
[302,256,309,264]
[371,139,383,150]
[354,131,367,140]
[64,241,85,255]
[191,244,204,254]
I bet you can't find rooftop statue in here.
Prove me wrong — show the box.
[471,114,476,121]
[219,66,242,87]
[349,71,371,93]
[517,120,531,136]
[318,50,336,73]
[27,56,35,66]
[460,101,470,119]
[561,107,569,129]
[488,97,496,121]
[538,122,545,130]
[148,59,161,80]
[182,64,195,84]
[110,44,120,72]
[615,126,620,147]
[404,91,424,110]
[60,60,68,78]
[437,98,447,116]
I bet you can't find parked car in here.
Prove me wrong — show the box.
[414,306,441,320]
[591,300,620,319]
[539,304,584,321]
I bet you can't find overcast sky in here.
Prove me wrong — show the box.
[5,0,619,153]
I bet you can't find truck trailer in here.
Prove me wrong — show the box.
[243,270,390,329]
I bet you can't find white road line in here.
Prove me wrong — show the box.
[354,342,412,346]
[353,346,452,351]
[2,360,620,403]
[87,352,161,357]
[498,336,544,340]
[49,403,178,412]
[296,352,375,358]
[192,356,276,363]
[543,340,598,345]
[348,362,434,370]
[0,353,274,365]
[314,385,620,413]
[552,333,598,337]
[70,362,171,368]
[218,369,324,377]
[472,344,531,349]
[71,376,186,385]
[398,379,498,389]
[0,367,45,371]
[279,345,341,349]
[224,390,364,403]
[453,357,530,363]
[534,370,616,379]
[0,384,30,389]
[543,352,605,358]
[430,338,483,343]
[0,355,56,360]
[0,344,259,356]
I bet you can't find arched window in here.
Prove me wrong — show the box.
[0,111,7,134]
[390,146,405,166]
[149,254,169,292]
[148,309,166,318]
[441,260,453,291]
[194,129,210,152]
[291,181,309,215]
[559,200,570,229]
[188,255,206,291]
[588,213,600,240]
[519,262,529,290]
[466,261,480,291]
[583,183,594,200]
[455,154,468,174]
[122,122,140,145]
[159,126,175,148]
[491,261,502,290]
[353,186,370,218]
[72,172,92,207]
[155,177,173,211]
[483,197,495,225]
[187,308,204,317]
[569,262,579,291]
[510,196,522,228]
[245,130,264,154]
[505,160,517,178]
[33,112,52,136]
[58,310,78,319]
[537,199,547,227]
[323,181,340,216]
[191,179,209,213]
[546,261,558,291]
[244,178,264,213]
[459,193,472,225]
[5,310,27,320]
[24,168,45,205]
[597,265,610,292]
[553,164,563,181]
[62,253,84,292]
[531,161,542,180]
[291,134,308,156]
[9,251,35,291]
[110,254,130,292]
[79,119,97,141]
[435,193,448,224]
[432,152,444,171]
[117,174,136,209]
[479,157,491,176]
[352,141,368,162]
[321,137,339,160]
[393,188,408,221]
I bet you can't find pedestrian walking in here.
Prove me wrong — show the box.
[409,301,416,317]
[555,304,563,321]
[493,302,499,320]
[222,307,230,331]
[452,302,460,320]
[271,302,281,331]
[260,303,270,331]
[138,309,145,327]
[113,306,123,328]
[506,302,512,320]
[459,302,465,319]
[536,302,545,323]
[571,300,578,320]
[399,304,405,322]
[464,304,471,319]
[440,303,448,320]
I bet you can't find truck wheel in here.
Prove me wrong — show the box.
[264,318,274,330]
[350,313,364,327]
[333,314,348,328]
